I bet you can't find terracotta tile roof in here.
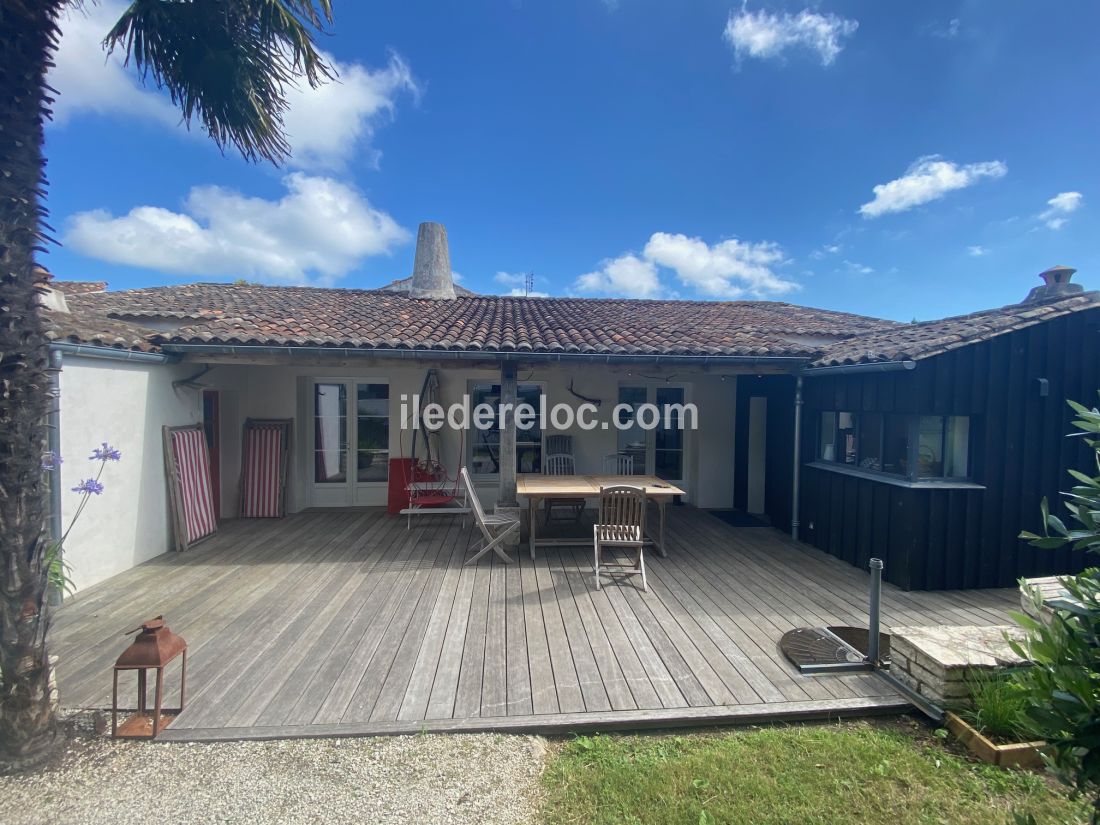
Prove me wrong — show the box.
[44,308,162,353]
[62,283,896,358]
[811,291,1100,367]
[51,280,108,295]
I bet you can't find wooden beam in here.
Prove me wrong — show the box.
[497,361,519,508]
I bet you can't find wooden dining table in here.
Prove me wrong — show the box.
[516,474,685,560]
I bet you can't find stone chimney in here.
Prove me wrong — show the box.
[1022,265,1083,304]
[409,222,456,300]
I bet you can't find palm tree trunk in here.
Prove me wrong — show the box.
[0,0,65,772]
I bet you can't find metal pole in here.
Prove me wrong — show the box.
[868,557,883,665]
[790,375,803,540]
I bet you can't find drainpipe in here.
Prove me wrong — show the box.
[496,361,519,509]
[790,375,803,540]
[46,348,64,605]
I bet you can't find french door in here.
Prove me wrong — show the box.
[615,384,688,483]
[309,379,390,506]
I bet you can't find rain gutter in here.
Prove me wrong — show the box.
[801,360,916,376]
[49,342,178,364]
[160,343,810,369]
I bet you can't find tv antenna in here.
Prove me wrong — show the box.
[524,272,535,297]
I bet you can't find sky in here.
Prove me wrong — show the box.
[43,0,1098,321]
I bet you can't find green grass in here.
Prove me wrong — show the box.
[540,720,1088,825]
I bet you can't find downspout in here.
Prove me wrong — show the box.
[790,375,803,541]
[46,348,63,605]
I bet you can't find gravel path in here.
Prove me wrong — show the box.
[2,731,549,825]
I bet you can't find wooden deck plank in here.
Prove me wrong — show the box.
[342,524,461,723]
[519,554,559,715]
[480,557,510,717]
[546,554,615,713]
[51,506,1015,739]
[396,525,473,721]
[369,521,468,723]
[563,546,663,710]
[532,553,586,713]
[502,553,533,716]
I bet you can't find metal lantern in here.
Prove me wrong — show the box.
[112,616,187,739]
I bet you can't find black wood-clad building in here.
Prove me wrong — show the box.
[741,269,1100,590]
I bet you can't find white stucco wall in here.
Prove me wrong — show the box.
[56,355,742,591]
[58,357,200,592]
[224,361,739,513]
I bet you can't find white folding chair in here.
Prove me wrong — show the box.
[593,484,647,592]
[543,453,585,525]
[459,467,519,565]
[602,453,635,474]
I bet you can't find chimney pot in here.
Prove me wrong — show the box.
[409,222,457,300]
[1022,264,1083,304]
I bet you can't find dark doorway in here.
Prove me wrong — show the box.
[202,389,221,519]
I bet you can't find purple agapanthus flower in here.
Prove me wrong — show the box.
[41,451,63,471]
[90,442,122,462]
[72,479,105,496]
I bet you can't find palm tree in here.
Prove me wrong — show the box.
[0,0,335,771]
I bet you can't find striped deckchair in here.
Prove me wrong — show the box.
[238,419,292,518]
[164,425,218,551]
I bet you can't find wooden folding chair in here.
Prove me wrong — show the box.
[602,453,635,474]
[594,484,648,592]
[459,467,519,565]
[542,453,586,525]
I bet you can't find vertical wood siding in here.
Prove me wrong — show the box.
[798,307,1100,590]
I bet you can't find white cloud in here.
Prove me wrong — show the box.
[576,254,661,299]
[50,1,180,128]
[63,173,409,285]
[282,52,418,170]
[842,259,874,275]
[810,243,841,260]
[49,1,417,171]
[575,232,796,300]
[1038,191,1083,230]
[644,232,795,298]
[859,155,1007,218]
[967,245,988,256]
[723,4,858,67]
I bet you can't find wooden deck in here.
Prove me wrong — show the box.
[51,507,1017,741]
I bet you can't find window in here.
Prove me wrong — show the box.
[313,381,389,485]
[817,411,973,482]
[818,411,837,461]
[838,412,858,464]
[469,382,544,474]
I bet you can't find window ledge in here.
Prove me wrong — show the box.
[805,461,985,490]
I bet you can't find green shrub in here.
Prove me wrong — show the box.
[1015,394,1100,823]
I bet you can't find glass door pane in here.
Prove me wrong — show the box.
[314,383,347,483]
[654,387,685,480]
[356,383,389,482]
[616,387,647,474]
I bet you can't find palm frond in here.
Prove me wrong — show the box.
[103,0,335,165]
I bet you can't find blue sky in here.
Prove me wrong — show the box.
[44,0,1097,321]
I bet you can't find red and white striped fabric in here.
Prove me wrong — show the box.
[240,425,285,518]
[171,428,217,545]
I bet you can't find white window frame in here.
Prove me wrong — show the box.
[616,382,690,484]
[308,377,391,507]
[466,380,546,477]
